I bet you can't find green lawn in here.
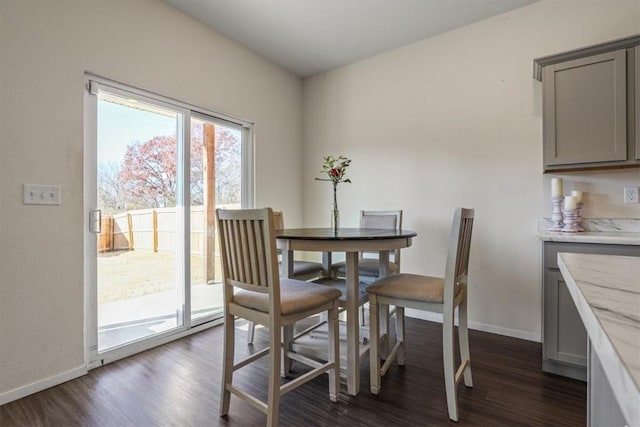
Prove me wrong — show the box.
[98,250,218,303]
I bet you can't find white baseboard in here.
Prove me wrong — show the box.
[0,365,87,406]
[404,309,541,343]
[0,320,222,407]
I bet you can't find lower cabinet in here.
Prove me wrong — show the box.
[542,241,640,381]
[544,270,588,370]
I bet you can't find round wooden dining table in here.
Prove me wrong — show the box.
[276,227,417,396]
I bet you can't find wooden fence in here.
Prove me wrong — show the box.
[98,206,217,254]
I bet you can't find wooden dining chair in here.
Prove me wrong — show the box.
[273,210,325,280]
[332,210,403,279]
[329,210,403,330]
[246,210,325,344]
[217,208,341,427]
[367,207,475,422]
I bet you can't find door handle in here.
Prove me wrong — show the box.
[89,209,102,233]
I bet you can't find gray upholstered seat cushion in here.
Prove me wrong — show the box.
[234,278,341,316]
[312,277,371,305]
[332,259,398,277]
[366,273,460,303]
[292,260,323,277]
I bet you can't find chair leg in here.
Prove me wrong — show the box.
[379,303,390,359]
[282,324,293,377]
[395,306,405,366]
[369,296,381,394]
[328,302,340,402]
[458,298,473,387]
[247,321,255,344]
[442,310,459,422]
[219,312,235,417]
[267,320,282,427]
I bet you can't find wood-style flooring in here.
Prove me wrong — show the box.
[0,318,586,426]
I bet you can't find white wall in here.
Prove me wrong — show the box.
[0,0,303,398]
[302,0,640,340]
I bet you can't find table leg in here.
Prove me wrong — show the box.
[282,324,293,376]
[281,249,294,278]
[322,251,333,278]
[378,251,390,359]
[281,249,294,374]
[345,251,360,395]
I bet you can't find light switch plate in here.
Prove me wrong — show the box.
[23,184,61,205]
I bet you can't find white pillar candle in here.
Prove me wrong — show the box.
[571,190,583,203]
[564,196,577,211]
[551,178,563,197]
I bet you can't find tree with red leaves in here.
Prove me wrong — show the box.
[117,126,240,210]
[119,135,179,209]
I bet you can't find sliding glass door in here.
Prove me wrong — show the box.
[189,114,243,323]
[85,76,253,364]
[94,89,186,352]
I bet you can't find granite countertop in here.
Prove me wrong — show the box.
[538,218,640,245]
[558,253,640,426]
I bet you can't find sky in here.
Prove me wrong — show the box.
[97,99,177,164]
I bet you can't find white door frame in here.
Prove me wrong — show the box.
[83,74,254,368]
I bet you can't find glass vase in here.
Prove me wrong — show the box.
[330,208,340,233]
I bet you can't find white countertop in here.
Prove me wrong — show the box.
[538,218,640,245]
[539,230,640,245]
[557,253,640,426]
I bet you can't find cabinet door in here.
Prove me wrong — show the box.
[544,270,588,366]
[543,50,627,167]
[633,46,640,160]
[542,242,640,380]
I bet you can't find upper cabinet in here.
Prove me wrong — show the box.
[543,50,627,167]
[636,45,640,161]
[534,35,640,172]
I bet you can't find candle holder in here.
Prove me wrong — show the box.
[561,208,583,232]
[550,196,563,231]
[576,202,584,231]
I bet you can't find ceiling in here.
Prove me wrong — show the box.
[163,0,539,78]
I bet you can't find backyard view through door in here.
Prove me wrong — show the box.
[94,88,242,353]
[189,115,242,322]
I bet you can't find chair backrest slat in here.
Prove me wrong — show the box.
[231,219,242,281]
[252,219,267,286]
[239,219,251,282]
[244,219,254,282]
[221,219,236,280]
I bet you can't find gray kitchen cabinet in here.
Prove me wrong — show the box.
[534,35,640,172]
[542,241,639,381]
[544,269,587,370]
[543,50,627,168]
[636,45,640,160]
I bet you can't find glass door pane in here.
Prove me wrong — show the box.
[190,116,242,323]
[96,92,185,351]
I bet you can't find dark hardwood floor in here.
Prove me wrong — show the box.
[1,318,586,426]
